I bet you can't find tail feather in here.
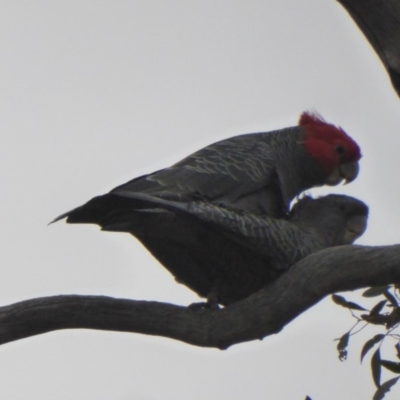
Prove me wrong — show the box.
[51,194,152,226]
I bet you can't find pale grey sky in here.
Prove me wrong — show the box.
[0,1,399,399]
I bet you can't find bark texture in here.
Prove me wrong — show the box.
[1,244,399,349]
[338,0,400,98]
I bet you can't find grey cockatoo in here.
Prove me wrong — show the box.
[55,191,368,305]
[55,111,361,222]
[54,112,363,305]
[92,193,368,305]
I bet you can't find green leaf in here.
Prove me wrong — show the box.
[372,348,382,388]
[337,332,349,361]
[332,294,346,305]
[361,314,389,325]
[373,376,400,400]
[361,334,385,363]
[381,360,400,373]
[387,308,400,329]
[371,300,388,316]
[363,286,390,297]
[384,290,398,307]
[331,294,367,311]
[395,342,400,359]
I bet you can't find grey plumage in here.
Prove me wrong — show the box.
[82,111,360,218]
[53,113,363,304]
[108,127,314,217]
[56,117,361,225]
[65,193,367,305]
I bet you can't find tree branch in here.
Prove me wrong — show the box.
[337,0,400,98]
[1,244,400,349]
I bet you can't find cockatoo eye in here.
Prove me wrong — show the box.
[336,145,345,155]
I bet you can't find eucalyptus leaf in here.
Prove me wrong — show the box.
[372,348,382,388]
[361,334,385,363]
[363,286,390,297]
[373,376,400,400]
[331,294,366,311]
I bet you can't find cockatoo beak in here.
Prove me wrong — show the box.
[340,161,360,185]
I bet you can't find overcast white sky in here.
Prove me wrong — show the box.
[0,1,399,399]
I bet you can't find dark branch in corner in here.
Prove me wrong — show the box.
[338,0,400,98]
[1,244,400,349]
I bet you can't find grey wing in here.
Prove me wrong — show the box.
[185,201,324,266]
[114,192,323,267]
[111,133,285,216]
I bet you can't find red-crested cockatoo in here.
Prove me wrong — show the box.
[53,112,363,305]
[55,111,361,223]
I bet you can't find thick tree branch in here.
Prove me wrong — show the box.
[337,0,400,98]
[1,244,400,349]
